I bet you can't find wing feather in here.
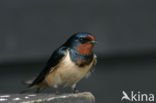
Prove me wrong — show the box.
[29,47,67,87]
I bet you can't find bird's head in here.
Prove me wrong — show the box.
[64,32,96,55]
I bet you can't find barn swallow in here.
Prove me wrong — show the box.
[21,32,97,93]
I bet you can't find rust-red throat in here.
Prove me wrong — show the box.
[76,34,95,55]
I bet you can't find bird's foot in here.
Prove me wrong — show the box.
[73,88,79,93]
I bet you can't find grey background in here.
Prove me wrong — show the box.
[0,0,156,103]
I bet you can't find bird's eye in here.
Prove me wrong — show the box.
[79,38,83,41]
[78,38,90,43]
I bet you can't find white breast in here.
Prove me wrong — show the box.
[46,50,96,87]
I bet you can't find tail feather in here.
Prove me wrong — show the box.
[21,77,36,85]
[20,77,37,93]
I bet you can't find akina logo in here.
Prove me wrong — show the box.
[121,91,154,102]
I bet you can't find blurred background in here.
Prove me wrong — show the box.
[0,0,156,103]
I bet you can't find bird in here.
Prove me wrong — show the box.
[21,32,97,94]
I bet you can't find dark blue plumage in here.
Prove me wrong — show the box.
[63,32,93,48]
[69,48,94,67]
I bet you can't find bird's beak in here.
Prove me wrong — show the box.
[89,40,96,44]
